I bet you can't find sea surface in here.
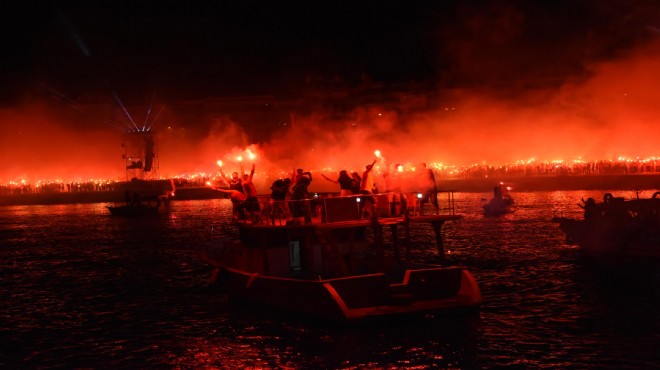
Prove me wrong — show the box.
[1,190,659,369]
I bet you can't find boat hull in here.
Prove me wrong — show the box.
[556,217,660,261]
[210,263,482,322]
[483,198,514,217]
[199,191,481,322]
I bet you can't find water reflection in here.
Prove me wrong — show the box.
[1,192,659,368]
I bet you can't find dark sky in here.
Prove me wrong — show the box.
[3,0,660,106]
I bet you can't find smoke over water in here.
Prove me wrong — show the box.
[186,39,660,179]
[2,40,660,188]
[0,102,124,183]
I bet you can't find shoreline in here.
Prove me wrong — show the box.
[0,187,225,207]
[439,173,660,192]
[2,174,660,206]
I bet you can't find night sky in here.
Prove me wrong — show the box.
[2,1,660,182]
[3,1,659,104]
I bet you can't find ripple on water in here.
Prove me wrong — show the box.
[1,194,659,368]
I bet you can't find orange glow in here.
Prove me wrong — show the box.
[4,41,660,189]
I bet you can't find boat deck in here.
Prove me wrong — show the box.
[234,191,461,225]
[229,191,463,261]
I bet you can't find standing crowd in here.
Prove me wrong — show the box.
[212,158,440,224]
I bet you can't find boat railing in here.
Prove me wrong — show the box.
[232,190,458,226]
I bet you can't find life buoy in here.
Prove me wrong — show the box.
[603,193,614,203]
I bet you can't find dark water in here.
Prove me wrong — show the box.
[2,191,659,369]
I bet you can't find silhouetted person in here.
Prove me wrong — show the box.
[220,165,244,194]
[213,188,247,220]
[241,164,260,222]
[493,186,502,200]
[270,177,291,221]
[291,168,313,223]
[418,163,439,215]
[350,172,361,194]
[579,197,600,224]
[360,159,377,194]
[321,170,352,196]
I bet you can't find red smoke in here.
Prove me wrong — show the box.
[3,40,660,190]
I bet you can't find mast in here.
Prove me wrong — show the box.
[121,129,159,181]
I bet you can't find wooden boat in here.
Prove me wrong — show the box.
[198,192,482,322]
[554,192,660,261]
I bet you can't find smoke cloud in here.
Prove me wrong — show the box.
[2,38,660,192]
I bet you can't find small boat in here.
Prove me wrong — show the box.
[107,191,170,217]
[483,183,514,216]
[198,192,482,322]
[106,204,160,216]
[554,192,660,261]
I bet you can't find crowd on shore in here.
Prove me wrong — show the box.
[451,159,660,179]
[2,158,659,197]
[0,180,117,196]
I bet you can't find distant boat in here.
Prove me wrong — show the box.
[106,204,160,217]
[554,192,660,261]
[198,192,482,322]
[483,183,514,216]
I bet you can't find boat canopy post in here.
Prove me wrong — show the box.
[371,215,385,270]
[431,220,445,260]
